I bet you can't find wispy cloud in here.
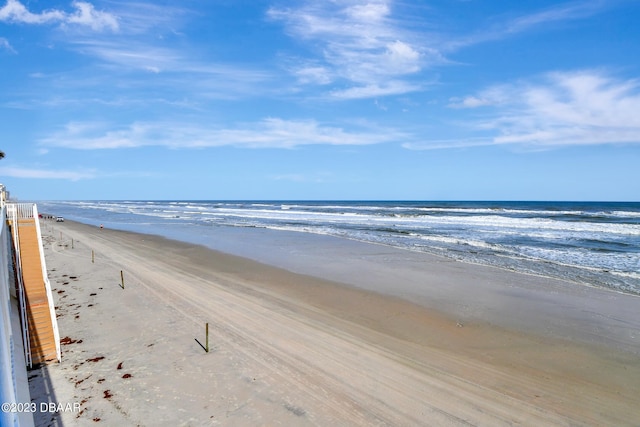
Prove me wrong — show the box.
[71,39,181,72]
[40,118,408,150]
[0,166,96,181]
[71,39,272,88]
[59,3,271,99]
[268,1,433,99]
[101,1,189,35]
[447,0,610,50]
[0,0,119,31]
[501,0,607,34]
[0,3,274,110]
[403,137,494,151]
[0,37,15,52]
[408,70,640,150]
[267,1,614,100]
[329,81,422,100]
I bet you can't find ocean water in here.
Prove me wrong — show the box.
[38,200,640,295]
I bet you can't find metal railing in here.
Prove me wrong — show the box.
[6,203,61,365]
[33,204,61,362]
[5,204,31,368]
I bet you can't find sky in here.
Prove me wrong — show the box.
[1,0,639,201]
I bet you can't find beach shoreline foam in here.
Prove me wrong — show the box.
[30,219,640,425]
[38,200,640,295]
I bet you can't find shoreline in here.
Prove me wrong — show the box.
[37,199,640,296]
[31,219,640,425]
[121,220,640,353]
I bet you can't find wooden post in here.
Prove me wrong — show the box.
[195,323,210,353]
[92,250,95,263]
[71,238,74,249]
[120,270,125,289]
[206,323,209,353]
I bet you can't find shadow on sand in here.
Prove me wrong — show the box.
[28,362,64,427]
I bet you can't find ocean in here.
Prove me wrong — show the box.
[38,200,640,295]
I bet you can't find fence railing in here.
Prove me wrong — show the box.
[1,206,21,427]
[5,204,31,368]
[32,204,61,363]
[6,203,61,365]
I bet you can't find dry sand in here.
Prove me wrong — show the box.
[28,219,640,426]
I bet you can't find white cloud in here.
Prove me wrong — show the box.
[268,1,430,98]
[414,70,640,150]
[40,118,408,150]
[0,0,64,24]
[345,2,390,22]
[66,1,119,32]
[488,71,640,146]
[0,166,95,181]
[449,96,491,108]
[448,85,512,108]
[0,0,118,31]
[385,40,420,73]
[330,81,422,99]
[292,64,333,85]
[267,1,610,100]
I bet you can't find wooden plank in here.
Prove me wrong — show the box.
[17,218,58,365]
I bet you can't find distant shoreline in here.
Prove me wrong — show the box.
[38,199,640,296]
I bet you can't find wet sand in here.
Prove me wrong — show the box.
[30,219,640,426]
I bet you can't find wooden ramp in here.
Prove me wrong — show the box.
[16,218,58,365]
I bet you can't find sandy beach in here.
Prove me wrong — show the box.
[29,219,640,426]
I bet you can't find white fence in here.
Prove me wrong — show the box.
[5,205,31,369]
[0,206,34,426]
[5,203,61,366]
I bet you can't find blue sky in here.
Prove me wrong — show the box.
[1,0,639,201]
